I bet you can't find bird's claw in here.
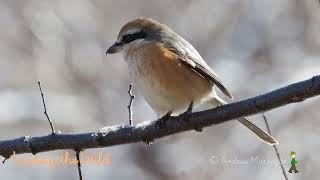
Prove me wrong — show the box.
[179,101,193,122]
[156,111,172,129]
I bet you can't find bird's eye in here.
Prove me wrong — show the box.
[122,31,147,44]
[122,34,135,43]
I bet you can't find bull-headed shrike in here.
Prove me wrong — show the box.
[106,17,277,145]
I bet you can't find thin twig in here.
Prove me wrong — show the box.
[127,83,135,125]
[2,158,7,164]
[76,151,83,180]
[38,81,55,134]
[263,114,289,180]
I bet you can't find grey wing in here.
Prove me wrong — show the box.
[167,35,233,99]
[180,56,233,99]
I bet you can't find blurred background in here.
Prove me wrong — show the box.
[0,0,319,179]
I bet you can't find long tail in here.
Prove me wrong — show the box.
[209,96,278,145]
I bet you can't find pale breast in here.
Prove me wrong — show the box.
[125,42,213,117]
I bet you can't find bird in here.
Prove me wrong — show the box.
[106,17,277,145]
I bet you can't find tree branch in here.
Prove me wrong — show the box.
[263,114,288,180]
[0,76,319,159]
[38,81,56,134]
[127,83,135,125]
[76,151,83,180]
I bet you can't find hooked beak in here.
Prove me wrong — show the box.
[106,42,122,55]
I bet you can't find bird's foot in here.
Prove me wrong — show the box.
[178,102,202,131]
[178,101,193,122]
[156,111,172,129]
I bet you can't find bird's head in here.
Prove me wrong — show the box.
[106,17,175,56]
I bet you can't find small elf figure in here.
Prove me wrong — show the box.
[288,151,299,173]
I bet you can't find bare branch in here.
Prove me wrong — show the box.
[38,81,56,134]
[263,114,289,180]
[127,83,135,125]
[0,76,319,158]
[2,158,7,164]
[76,151,83,180]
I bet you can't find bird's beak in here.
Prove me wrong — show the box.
[106,42,122,55]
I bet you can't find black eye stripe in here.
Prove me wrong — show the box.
[122,31,147,43]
